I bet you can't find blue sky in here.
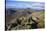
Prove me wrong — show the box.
[6,0,45,10]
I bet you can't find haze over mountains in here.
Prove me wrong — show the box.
[6,1,45,10]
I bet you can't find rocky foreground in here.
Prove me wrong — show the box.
[5,9,45,31]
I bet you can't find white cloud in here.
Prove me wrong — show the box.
[9,0,45,2]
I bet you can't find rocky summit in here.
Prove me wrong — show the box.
[5,9,45,31]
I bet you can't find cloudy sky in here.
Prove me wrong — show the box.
[6,0,44,2]
[6,0,45,10]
